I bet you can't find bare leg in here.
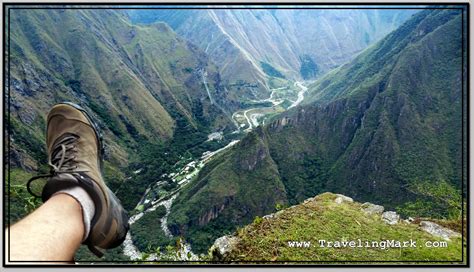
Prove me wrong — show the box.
[7,194,84,262]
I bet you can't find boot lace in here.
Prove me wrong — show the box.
[26,133,86,198]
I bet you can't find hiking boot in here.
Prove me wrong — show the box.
[27,102,129,257]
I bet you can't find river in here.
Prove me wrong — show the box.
[233,81,307,131]
[122,140,239,261]
[288,81,308,109]
[123,79,307,261]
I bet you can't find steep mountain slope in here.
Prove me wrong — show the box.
[166,8,466,253]
[7,9,233,217]
[168,128,289,252]
[128,9,416,101]
[210,192,464,263]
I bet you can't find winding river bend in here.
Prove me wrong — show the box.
[289,81,308,109]
[232,81,307,132]
[123,80,307,261]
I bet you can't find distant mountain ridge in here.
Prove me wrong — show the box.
[128,9,417,100]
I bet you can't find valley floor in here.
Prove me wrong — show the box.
[122,140,240,261]
[121,80,308,261]
[232,81,307,132]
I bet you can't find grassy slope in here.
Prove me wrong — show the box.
[9,9,230,151]
[224,192,464,263]
[7,9,232,220]
[129,9,272,106]
[166,8,466,253]
[10,10,174,142]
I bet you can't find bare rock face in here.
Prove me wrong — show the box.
[334,194,353,204]
[419,221,461,241]
[8,146,38,171]
[382,211,400,225]
[361,202,385,215]
[210,235,239,261]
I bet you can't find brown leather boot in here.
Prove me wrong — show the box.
[27,102,129,257]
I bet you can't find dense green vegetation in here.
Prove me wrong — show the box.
[260,61,285,79]
[167,8,467,255]
[9,117,46,165]
[299,55,319,80]
[7,8,234,212]
[397,180,462,220]
[168,128,288,253]
[130,206,176,252]
[6,168,42,224]
[74,245,130,262]
[116,108,231,210]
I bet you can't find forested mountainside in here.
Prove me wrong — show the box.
[8,8,416,220]
[7,9,234,217]
[128,9,416,101]
[166,8,466,253]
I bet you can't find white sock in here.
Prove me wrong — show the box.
[53,186,96,242]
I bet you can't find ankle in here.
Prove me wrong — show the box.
[52,187,96,241]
